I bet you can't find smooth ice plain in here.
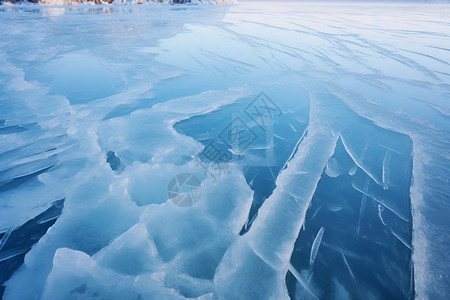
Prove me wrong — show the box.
[0,2,449,299]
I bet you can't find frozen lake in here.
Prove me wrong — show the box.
[0,2,449,299]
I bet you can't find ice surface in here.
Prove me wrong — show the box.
[1,2,449,300]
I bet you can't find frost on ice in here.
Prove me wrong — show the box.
[1,3,449,300]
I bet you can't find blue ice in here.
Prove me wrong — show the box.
[0,2,449,299]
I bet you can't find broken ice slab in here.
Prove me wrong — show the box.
[93,223,160,276]
[41,248,186,300]
[215,83,350,299]
[174,88,311,234]
[289,115,413,299]
[0,199,64,295]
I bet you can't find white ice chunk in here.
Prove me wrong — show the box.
[41,248,184,300]
[93,223,160,276]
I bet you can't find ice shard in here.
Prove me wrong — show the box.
[309,227,325,267]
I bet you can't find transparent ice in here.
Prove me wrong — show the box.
[0,2,449,299]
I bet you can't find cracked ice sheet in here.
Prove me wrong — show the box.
[4,88,253,299]
[1,2,449,300]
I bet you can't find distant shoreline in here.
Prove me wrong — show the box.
[0,0,232,5]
